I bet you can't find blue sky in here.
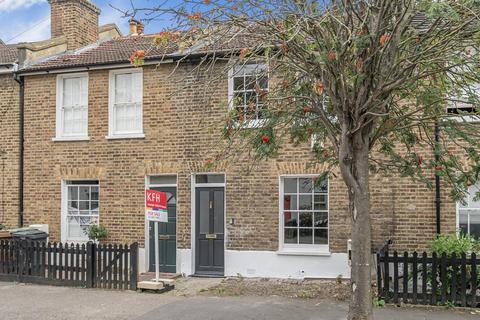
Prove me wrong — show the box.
[0,0,180,44]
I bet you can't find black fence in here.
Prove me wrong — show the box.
[0,240,138,290]
[377,251,479,308]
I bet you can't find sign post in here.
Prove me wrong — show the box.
[145,190,168,283]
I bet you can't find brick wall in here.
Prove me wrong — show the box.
[22,64,458,252]
[0,74,20,229]
[49,0,100,50]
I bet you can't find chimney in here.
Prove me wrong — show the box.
[137,23,145,35]
[48,0,101,50]
[129,19,145,36]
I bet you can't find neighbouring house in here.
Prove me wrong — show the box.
[0,0,121,233]
[1,0,479,279]
[0,42,20,230]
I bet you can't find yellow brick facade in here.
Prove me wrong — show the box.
[18,63,458,254]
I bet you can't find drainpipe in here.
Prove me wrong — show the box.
[13,71,24,227]
[434,121,441,234]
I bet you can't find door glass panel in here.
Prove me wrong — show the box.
[196,174,225,184]
[150,175,177,185]
[213,191,224,234]
[199,191,210,234]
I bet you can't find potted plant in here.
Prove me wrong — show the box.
[85,224,108,243]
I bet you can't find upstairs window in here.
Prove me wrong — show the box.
[108,69,144,138]
[447,82,480,119]
[55,73,89,140]
[458,183,480,239]
[228,64,268,127]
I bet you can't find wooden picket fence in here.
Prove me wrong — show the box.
[377,251,479,308]
[0,240,138,290]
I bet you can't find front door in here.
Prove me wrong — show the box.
[195,187,225,276]
[149,186,176,273]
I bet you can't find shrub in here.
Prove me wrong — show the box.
[428,233,479,256]
[0,224,5,231]
[85,224,108,242]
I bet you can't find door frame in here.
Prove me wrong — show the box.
[191,173,226,276]
[144,174,178,273]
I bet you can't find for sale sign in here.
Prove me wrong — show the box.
[145,190,168,222]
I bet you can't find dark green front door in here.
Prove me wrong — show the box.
[195,187,225,276]
[149,187,176,273]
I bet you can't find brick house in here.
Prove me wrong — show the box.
[1,0,478,278]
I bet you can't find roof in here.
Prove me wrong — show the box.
[19,29,260,73]
[18,13,430,74]
[0,43,18,66]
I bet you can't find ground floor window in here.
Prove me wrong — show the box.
[63,180,99,242]
[458,183,480,239]
[280,176,329,252]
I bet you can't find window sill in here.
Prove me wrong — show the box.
[234,119,267,129]
[105,133,145,140]
[276,250,331,257]
[447,115,480,123]
[52,136,90,142]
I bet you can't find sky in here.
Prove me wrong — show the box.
[0,0,181,44]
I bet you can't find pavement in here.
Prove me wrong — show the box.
[0,281,479,320]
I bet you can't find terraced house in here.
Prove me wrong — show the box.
[1,0,478,278]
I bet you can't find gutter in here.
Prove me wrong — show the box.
[434,121,441,234]
[16,49,236,76]
[13,71,24,227]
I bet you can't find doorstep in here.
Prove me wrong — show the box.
[137,272,179,293]
[138,272,181,283]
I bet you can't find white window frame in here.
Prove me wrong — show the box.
[61,180,100,243]
[107,68,145,139]
[278,175,330,255]
[228,63,268,128]
[456,183,480,239]
[446,83,480,123]
[53,73,90,141]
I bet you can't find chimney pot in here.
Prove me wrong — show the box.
[129,19,144,36]
[129,19,138,36]
[137,22,145,35]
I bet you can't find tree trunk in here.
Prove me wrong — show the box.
[339,134,373,320]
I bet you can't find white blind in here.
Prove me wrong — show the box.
[61,76,88,136]
[113,72,142,134]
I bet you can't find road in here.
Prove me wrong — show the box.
[0,281,478,320]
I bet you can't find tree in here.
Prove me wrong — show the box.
[125,1,480,319]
